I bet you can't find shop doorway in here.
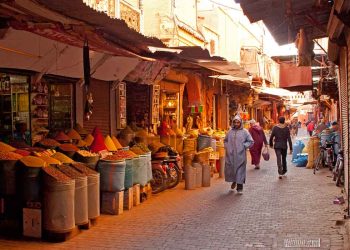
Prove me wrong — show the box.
[126,83,151,129]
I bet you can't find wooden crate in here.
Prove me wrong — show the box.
[23,208,42,238]
[101,191,123,215]
[133,184,140,206]
[123,188,133,211]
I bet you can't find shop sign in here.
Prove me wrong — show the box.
[189,105,203,113]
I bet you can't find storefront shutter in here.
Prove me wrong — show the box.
[339,47,348,192]
[83,79,110,136]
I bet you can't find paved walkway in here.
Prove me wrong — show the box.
[0,130,347,249]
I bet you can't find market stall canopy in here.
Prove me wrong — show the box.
[235,0,332,45]
[0,28,140,81]
[209,74,251,88]
[252,86,292,97]
[0,0,165,56]
[35,0,165,54]
[252,99,271,107]
[279,63,312,91]
[123,61,169,85]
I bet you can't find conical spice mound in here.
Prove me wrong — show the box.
[111,136,122,149]
[74,123,88,135]
[90,127,107,153]
[105,135,118,151]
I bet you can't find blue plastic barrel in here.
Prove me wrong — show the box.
[145,152,152,182]
[98,160,126,192]
[197,135,212,151]
[132,155,148,186]
[124,158,134,189]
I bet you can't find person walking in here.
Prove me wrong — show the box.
[269,116,293,179]
[224,115,254,194]
[307,120,315,136]
[248,119,267,169]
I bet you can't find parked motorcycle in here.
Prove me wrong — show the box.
[151,146,182,194]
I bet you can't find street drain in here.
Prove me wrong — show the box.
[284,238,320,248]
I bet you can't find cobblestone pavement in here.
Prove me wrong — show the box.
[0,129,347,249]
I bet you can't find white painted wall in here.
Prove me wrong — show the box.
[142,0,172,38]
[173,0,197,29]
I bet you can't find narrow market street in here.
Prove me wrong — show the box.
[0,129,347,250]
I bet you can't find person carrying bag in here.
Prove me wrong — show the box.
[262,145,270,161]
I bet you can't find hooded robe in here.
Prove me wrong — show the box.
[224,115,254,184]
[248,124,267,165]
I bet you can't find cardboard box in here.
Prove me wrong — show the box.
[101,191,123,215]
[133,184,140,206]
[23,208,41,238]
[123,189,133,210]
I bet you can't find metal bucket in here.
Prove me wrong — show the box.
[184,165,196,190]
[193,163,202,188]
[202,164,211,187]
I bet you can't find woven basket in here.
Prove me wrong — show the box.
[183,151,195,167]
[218,146,225,157]
[183,138,197,152]
[194,151,210,164]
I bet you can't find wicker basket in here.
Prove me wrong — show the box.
[194,151,210,164]
[183,138,197,152]
[183,151,195,167]
[218,146,225,157]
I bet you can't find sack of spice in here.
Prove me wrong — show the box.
[67,128,81,141]
[0,142,16,152]
[38,138,61,148]
[52,152,74,164]
[84,134,94,147]
[19,156,46,168]
[76,139,87,148]
[54,131,72,143]
[39,155,62,165]
[111,136,122,149]
[74,123,88,136]
[104,135,118,151]
[0,151,23,160]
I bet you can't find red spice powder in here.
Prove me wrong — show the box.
[90,127,107,153]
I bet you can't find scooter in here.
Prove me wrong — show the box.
[151,146,182,194]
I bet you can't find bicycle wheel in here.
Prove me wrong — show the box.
[313,154,322,174]
[336,162,344,187]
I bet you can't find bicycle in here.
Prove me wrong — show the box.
[313,141,334,174]
[333,150,344,187]
[313,150,324,174]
